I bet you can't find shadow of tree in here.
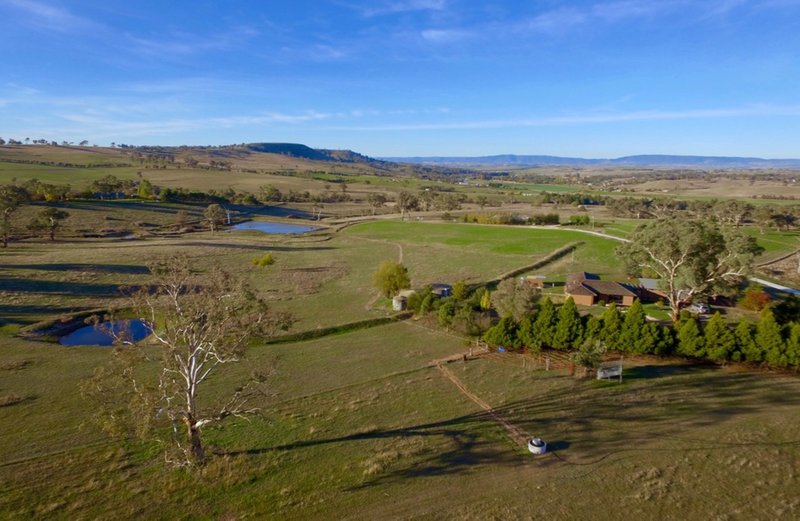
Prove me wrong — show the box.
[216,364,800,488]
[0,263,149,274]
[0,304,96,325]
[0,278,123,296]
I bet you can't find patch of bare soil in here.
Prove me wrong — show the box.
[630,178,795,198]
[759,252,800,285]
[280,265,349,295]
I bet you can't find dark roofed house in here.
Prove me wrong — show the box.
[430,283,452,298]
[637,278,666,302]
[565,273,637,307]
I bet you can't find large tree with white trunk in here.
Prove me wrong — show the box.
[84,255,292,466]
[616,217,762,321]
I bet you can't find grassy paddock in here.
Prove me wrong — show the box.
[0,166,799,518]
[2,324,800,519]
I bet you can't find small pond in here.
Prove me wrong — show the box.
[230,221,320,234]
[59,319,152,347]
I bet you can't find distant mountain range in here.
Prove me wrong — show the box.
[380,154,800,169]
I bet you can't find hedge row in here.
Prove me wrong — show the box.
[483,297,800,368]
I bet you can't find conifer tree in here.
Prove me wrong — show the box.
[553,297,583,350]
[619,300,655,353]
[758,308,787,367]
[734,320,759,362]
[583,315,603,344]
[651,323,675,356]
[530,297,557,349]
[483,316,520,349]
[786,322,800,367]
[704,312,736,363]
[518,316,536,352]
[676,315,704,358]
[600,303,623,351]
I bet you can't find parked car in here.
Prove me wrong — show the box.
[688,303,710,314]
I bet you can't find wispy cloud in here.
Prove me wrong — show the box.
[0,0,99,32]
[128,26,259,56]
[420,28,472,43]
[324,104,800,131]
[360,0,448,17]
[42,110,334,139]
[516,0,753,35]
[591,0,675,22]
[522,7,588,33]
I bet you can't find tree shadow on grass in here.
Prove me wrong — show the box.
[0,277,122,296]
[623,363,717,381]
[218,365,800,487]
[0,263,149,275]
[218,409,527,487]
[0,304,95,325]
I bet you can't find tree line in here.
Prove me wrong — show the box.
[481,297,800,368]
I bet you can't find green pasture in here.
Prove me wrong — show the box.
[744,228,799,259]
[3,321,800,519]
[0,218,624,331]
[344,220,626,282]
[0,151,799,518]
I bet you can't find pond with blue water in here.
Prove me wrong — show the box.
[230,221,320,234]
[59,319,152,346]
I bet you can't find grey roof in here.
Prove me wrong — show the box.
[639,278,659,290]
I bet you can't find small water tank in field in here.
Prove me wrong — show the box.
[528,438,547,455]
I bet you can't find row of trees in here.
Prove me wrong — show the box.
[482,297,800,368]
[459,212,562,225]
[0,138,91,146]
[607,196,798,231]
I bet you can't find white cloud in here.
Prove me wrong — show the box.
[522,7,587,33]
[322,104,800,131]
[128,26,259,57]
[361,0,448,17]
[420,28,472,43]
[0,0,99,32]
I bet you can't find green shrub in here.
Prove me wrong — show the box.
[252,253,275,267]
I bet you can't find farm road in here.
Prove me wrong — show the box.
[436,361,529,447]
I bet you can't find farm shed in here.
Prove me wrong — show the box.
[393,289,417,311]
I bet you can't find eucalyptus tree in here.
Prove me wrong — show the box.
[0,184,30,247]
[84,255,293,466]
[617,217,762,321]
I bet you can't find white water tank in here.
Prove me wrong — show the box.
[528,438,547,455]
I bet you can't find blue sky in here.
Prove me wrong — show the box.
[1,0,800,157]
